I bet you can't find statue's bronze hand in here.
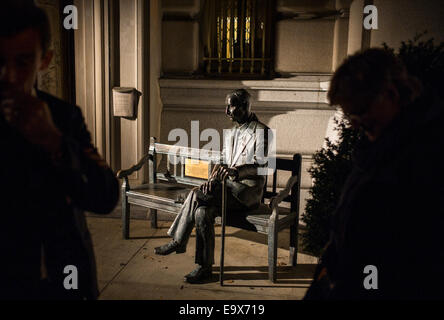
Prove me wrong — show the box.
[200,181,209,194]
[200,164,224,195]
[200,178,218,195]
[216,166,239,181]
[209,164,220,179]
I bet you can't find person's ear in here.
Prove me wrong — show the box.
[39,50,54,71]
[386,85,400,105]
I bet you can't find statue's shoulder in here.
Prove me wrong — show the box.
[247,113,269,132]
[253,119,270,132]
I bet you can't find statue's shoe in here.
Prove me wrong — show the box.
[154,240,185,255]
[184,266,212,284]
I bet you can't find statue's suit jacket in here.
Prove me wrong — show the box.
[222,113,270,209]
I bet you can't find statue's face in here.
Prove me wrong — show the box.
[226,97,250,124]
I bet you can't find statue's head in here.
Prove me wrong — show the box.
[225,89,251,124]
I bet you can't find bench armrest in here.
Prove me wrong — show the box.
[269,175,298,212]
[116,153,153,179]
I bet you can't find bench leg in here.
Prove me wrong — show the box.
[268,224,278,283]
[122,183,130,239]
[289,222,298,266]
[150,209,158,229]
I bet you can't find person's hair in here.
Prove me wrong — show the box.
[0,1,51,54]
[226,89,251,111]
[328,48,422,114]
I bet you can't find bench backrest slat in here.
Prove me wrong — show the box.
[156,173,203,186]
[155,143,222,162]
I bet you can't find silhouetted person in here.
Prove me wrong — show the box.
[154,89,270,283]
[0,2,119,299]
[304,48,444,300]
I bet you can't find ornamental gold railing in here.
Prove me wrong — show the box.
[203,0,274,76]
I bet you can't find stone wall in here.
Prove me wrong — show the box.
[371,0,444,49]
[161,0,351,75]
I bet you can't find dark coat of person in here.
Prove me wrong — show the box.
[305,93,444,300]
[0,90,119,300]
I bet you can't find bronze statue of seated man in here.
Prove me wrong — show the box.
[155,89,270,284]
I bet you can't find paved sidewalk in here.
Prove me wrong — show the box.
[87,216,317,300]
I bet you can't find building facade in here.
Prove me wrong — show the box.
[40,0,444,217]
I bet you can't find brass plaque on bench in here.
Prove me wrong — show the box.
[184,159,209,180]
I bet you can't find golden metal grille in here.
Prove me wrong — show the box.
[203,0,274,76]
